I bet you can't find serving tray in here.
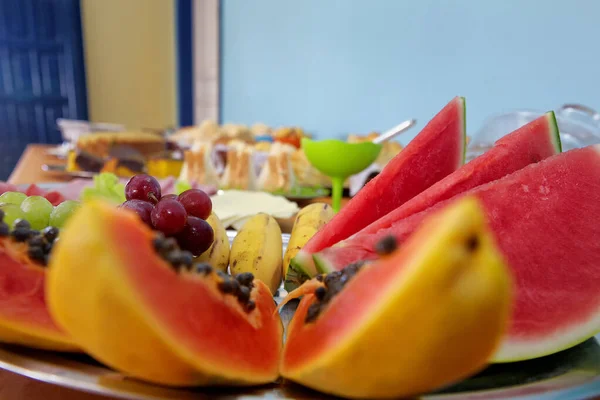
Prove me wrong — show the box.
[1,233,600,399]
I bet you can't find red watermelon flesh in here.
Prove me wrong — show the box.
[25,184,46,197]
[293,96,466,274]
[43,191,65,206]
[352,111,561,240]
[315,146,600,362]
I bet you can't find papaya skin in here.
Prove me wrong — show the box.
[47,200,282,387]
[281,196,513,399]
[0,240,78,352]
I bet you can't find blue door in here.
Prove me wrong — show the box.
[0,0,88,180]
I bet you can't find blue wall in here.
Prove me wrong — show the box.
[221,0,598,142]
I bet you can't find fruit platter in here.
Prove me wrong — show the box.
[2,96,600,399]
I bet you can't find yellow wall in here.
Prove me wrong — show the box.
[81,0,177,130]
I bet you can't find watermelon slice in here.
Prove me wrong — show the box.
[320,111,561,272]
[292,96,467,276]
[316,146,600,362]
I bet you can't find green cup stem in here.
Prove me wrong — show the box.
[331,176,345,213]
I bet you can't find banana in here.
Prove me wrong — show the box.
[197,212,230,272]
[284,202,335,291]
[230,213,282,295]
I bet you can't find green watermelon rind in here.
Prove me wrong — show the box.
[493,320,600,363]
[313,254,335,274]
[545,110,562,154]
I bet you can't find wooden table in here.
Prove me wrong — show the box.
[8,144,73,185]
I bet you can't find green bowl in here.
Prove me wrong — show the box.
[301,138,382,177]
[301,138,382,212]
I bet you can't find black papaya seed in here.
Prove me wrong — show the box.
[235,272,254,287]
[245,300,256,313]
[41,226,59,243]
[305,303,321,324]
[27,235,45,248]
[314,286,327,301]
[375,235,397,256]
[237,285,251,303]
[218,279,239,294]
[0,223,9,237]
[12,228,32,242]
[195,263,213,275]
[14,219,30,230]
[28,246,45,263]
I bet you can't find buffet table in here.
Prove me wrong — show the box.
[7,145,347,210]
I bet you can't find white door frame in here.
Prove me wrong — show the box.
[192,0,220,124]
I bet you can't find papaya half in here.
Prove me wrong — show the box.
[46,200,283,387]
[280,196,514,399]
[0,232,78,351]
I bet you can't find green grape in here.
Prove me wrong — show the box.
[0,203,25,228]
[20,196,53,230]
[95,173,119,192]
[80,173,126,204]
[0,192,27,206]
[49,200,80,228]
[111,182,126,203]
[175,180,191,195]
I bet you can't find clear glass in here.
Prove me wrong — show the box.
[467,104,600,161]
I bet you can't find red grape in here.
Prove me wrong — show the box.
[162,194,178,200]
[176,216,214,256]
[119,200,153,226]
[151,199,187,235]
[125,175,162,204]
[178,189,212,220]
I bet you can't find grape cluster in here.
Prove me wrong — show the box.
[120,175,214,256]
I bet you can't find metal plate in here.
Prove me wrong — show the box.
[1,216,600,399]
[1,333,600,399]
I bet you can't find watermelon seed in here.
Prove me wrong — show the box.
[375,235,397,256]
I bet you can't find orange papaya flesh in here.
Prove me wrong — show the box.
[280,196,513,399]
[47,201,282,386]
[0,238,77,351]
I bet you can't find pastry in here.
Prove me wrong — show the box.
[76,131,166,158]
[257,142,297,192]
[179,141,220,187]
[220,142,258,190]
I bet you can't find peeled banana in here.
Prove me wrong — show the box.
[230,213,283,295]
[284,203,335,291]
[197,212,230,272]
